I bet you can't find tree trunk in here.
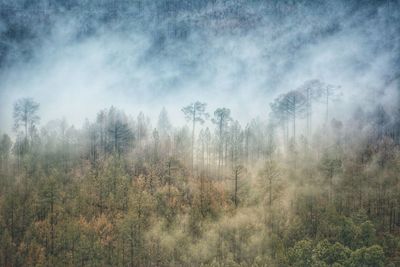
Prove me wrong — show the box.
[192,107,195,174]
[234,169,238,208]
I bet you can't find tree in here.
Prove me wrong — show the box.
[270,91,306,146]
[270,93,290,146]
[287,240,314,267]
[107,107,134,157]
[347,245,385,267]
[157,107,173,158]
[371,105,390,139]
[258,159,282,231]
[0,134,12,174]
[13,98,40,149]
[157,107,172,138]
[85,119,99,164]
[198,129,206,171]
[320,84,341,125]
[298,80,324,138]
[96,109,108,156]
[360,221,376,247]
[319,151,342,203]
[259,160,281,209]
[232,165,244,208]
[284,90,306,142]
[37,174,59,264]
[182,102,208,173]
[229,120,243,169]
[212,108,232,178]
[313,240,351,266]
[137,112,149,151]
[120,177,154,267]
[203,127,211,175]
[152,128,160,162]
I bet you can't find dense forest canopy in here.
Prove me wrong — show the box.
[0,0,399,266]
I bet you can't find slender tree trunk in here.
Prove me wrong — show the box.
[326,88,329,125]
[50,190,55,267]
[293,99,296,142]
[269,178,272,208]
[192,108,195,174]
[234,169,238,208]
[130,224,134,267]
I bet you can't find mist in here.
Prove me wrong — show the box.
[1,1,400,266]
[0,0,398,134]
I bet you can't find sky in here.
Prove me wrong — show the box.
[0,0,399,134]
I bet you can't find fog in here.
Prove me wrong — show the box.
[1,2,400,266]
[0,0,399,133]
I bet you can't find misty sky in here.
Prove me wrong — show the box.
[0,0,399,134]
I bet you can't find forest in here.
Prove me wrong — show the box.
[0,78,399,266]
[0,0,400,266]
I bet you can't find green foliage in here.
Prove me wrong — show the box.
[359,221,376,247]
[347,245,385,267]
[287,240,314,267]
[313,240,351,266]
